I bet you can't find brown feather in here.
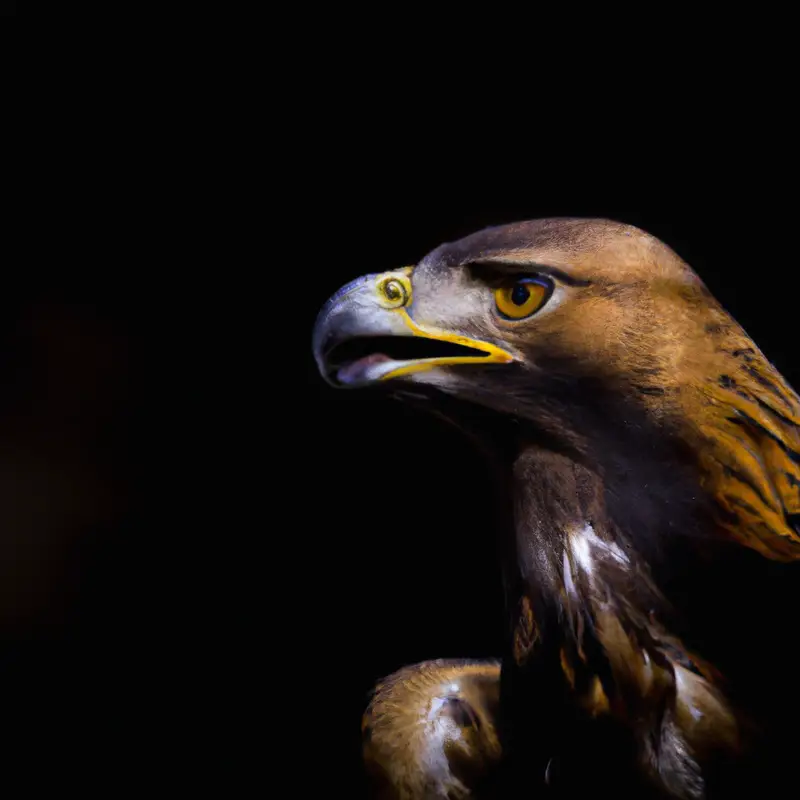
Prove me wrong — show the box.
[362,660,502,799]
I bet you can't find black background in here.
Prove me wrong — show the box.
[4,92,797,793]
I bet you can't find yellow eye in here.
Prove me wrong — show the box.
[494,278,552,320]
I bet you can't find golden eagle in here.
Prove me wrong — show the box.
[313,219,800,798]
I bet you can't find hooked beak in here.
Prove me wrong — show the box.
[312,268,515,388]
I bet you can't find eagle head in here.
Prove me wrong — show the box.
[314,218,800,562]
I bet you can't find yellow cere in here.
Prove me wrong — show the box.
[494,281,548,320]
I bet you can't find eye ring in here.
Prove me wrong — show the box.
[494,276,553,320]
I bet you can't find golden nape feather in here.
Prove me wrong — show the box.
[362,660,502,799]
[692,334,800,559]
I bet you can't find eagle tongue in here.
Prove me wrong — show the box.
[337,353,392,385]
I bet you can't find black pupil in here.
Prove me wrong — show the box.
[511,283,531,305]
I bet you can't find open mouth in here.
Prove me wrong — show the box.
[325,335,492,386]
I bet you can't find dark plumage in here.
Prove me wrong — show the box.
[313,219,800,798]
